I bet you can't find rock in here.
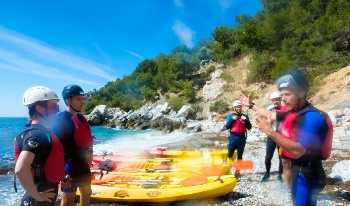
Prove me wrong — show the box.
[85,105,107,126]
[330,160,350,182]
[176,105,196,119]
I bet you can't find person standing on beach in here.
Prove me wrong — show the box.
[261,91,286,184]
[14,86,68,206]
[225,100,252,176]
[239,69,330,206]
[52,84,93,206]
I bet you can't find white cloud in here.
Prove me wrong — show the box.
[123,49,143,59]
[172,20,195,48]
[0,49,100,86]
[174,0,183,8]
[220,0,233,10]
[0,26,116,82]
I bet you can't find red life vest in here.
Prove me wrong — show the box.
[230,114,247,133]
[71,115,93,148]
[279,105,333,160]
[14,127,65,183]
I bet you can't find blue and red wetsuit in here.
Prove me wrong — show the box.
[225,113,252,159]
[277,102,328,206]
[52,111,93,192]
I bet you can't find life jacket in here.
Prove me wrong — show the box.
[271,105,287,131]
[14,126,65,185]
[279,105,333,160]
[230,114,247,133]
[71,114,93,148]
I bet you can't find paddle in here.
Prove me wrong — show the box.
[231,159,254,170]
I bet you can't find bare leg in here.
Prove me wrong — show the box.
[78,185,92,206]
[60,191,76,206]
[281,158,292,189]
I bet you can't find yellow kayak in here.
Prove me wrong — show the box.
[78,174,237,202]
[91,149,236,176]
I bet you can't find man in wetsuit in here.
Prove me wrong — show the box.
[52,84,93,206]
[239,69,329,205]
[225,100,252,176]
[261,92,285,183]
[15,86,67,206]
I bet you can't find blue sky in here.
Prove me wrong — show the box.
[0,0,263,117]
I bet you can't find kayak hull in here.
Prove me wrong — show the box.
[78,175,237,202]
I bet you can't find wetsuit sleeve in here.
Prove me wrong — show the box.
[52,114,75,160]
[244,114,252,130]
[297,111,326,150]
[21,131,50,163]
[225,114,234,129]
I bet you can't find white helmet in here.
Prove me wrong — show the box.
[232,100,242,107]
[270,91,282,100]
[23,86,60,107]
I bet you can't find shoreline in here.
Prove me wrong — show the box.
[56,130,350,206]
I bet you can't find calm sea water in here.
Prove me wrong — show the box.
[0,117,189,205]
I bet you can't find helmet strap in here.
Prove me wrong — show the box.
[69,104,81,113]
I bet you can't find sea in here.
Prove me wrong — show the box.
[0,117,189,205]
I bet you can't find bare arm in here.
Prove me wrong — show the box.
[15,151,55,202]
[252,114,306,159]
[238,93,277,121]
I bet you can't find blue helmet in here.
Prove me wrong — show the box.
[62,84,84,99]
[275,69,309,91]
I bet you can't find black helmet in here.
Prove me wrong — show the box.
[62,84,84,99]
[275,69,309,91]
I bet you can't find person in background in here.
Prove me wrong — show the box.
[14,86,68,206]
[52,84,93,206]
[225,100,252,176]
[239,69,330,205]
[261,91,287,184]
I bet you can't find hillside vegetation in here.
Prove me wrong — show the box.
[83,0,350,115]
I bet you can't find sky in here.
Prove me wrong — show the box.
[0,0,263,117]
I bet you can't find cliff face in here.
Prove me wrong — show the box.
[199,55,350,117]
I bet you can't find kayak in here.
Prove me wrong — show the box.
[93,148,236,162]
[91,149,235,175]
[77,173,237,202]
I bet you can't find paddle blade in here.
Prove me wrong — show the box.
[232,160,254,170]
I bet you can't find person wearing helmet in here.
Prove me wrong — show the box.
[225,100,252,176]
[239,69,329,205]
[14,86,68,206]
[51,84,93,206]
[261,92,288,185]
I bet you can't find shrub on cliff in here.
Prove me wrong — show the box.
[209,99,229,114]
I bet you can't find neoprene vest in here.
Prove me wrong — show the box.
[230,114,247,133]
[279,105,332,160]
[14,127,65,184]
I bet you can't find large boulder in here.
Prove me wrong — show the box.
[86,105,108,126]
[176,105,196,119]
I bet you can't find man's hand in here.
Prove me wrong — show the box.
[252,113,272,133]
[232,115,238,120]
[35,188,56,202]
[60,175,73,189]
[238,94,252,107]
[241,115,247,120]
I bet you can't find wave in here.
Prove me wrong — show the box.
[93,130,191,155]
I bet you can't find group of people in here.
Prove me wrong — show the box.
[14,84,93,206]
[14,69,332,206]
[225,69,332,206]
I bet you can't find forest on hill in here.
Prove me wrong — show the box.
[83,0,350,114]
